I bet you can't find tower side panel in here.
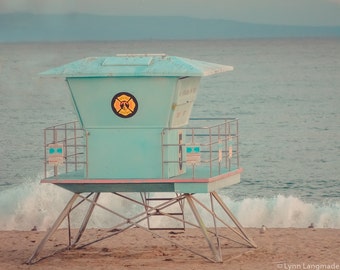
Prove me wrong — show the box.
[67,77,176,129]
[87,128,163,179]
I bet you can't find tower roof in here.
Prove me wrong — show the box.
[41,54,233,77]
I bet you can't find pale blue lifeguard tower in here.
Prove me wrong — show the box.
[28,54,256,264]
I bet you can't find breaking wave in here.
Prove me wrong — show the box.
[0,176,339,231]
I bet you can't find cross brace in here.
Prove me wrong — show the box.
[26,191,256,264]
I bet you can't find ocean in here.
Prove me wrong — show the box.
[0,38,339,230]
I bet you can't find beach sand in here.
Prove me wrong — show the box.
[0,227,339,270]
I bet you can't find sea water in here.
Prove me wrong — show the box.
[0,38,339,230]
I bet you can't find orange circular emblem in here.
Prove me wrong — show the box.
[111,92,138,118]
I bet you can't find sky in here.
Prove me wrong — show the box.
[1,0,340,26]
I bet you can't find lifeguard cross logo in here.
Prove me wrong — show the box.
[111,92,138,118]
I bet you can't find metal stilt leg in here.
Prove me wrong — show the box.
[71,192,101,247]
[26,193,80,264]
[210,193,222,256]
[185,194,222,262]
[211,191,257,248]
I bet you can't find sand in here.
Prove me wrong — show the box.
[0,227,339,270]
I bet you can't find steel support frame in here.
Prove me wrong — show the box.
[26,191,256,264]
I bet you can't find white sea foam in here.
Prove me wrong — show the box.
[0,177,70,231]
[0,178,339,231]
[223,195,340,229]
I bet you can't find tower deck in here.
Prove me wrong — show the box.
[43,117,241,193]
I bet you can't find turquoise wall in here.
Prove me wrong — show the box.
[67,77,176,128]
[66,76,200,179]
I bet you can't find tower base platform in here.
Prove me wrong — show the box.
[41,168,242,193]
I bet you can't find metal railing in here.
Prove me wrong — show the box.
[162,118,239,179]
[43,118,239,180]
[44,121,87,178]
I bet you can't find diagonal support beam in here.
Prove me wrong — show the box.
[26,193,80,264]
[211,191,257,248]
[71,192,101,247]
[185,194,222,262]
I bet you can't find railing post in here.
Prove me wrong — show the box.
[74,121,78,171]
[53,126,58,177]
[209,127,212,178]
[228,121,232,170]
[64,123,68,173]
[224,119,228,170]
[44,129,47,179]
[217,124,221,174]
[85,130,89,178]
[236,119,239,168]
[161,129,165,179]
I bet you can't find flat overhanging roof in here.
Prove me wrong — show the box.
[41,54,233,78]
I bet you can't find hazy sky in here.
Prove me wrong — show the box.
[1,0,340,26]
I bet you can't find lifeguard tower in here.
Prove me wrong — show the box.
[27,54,256,264]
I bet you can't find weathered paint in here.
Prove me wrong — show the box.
[40,54,238,193]
[41,54,233,78]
